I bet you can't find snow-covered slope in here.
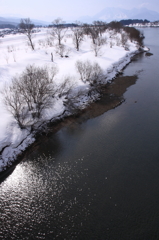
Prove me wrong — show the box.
[0,27,147,172]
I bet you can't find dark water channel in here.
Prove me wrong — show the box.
[0,28,159,240]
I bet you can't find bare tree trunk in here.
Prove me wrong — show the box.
[28,36,34,50]
[51,52,53,62]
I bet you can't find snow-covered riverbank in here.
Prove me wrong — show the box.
[128,21,159,27]
[0,27,148,172]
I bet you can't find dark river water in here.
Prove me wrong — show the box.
[0,28,159,240]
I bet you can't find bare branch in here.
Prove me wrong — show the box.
[71,24,84,51]
[19,18,35,50]
[50,18,67,46]
[1,65,58,129]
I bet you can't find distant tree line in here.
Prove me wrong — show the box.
[0,24,16,29]
[120,19,150,26]
[48,23,78,28]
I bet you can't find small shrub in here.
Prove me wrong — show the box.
[75,60,105,85]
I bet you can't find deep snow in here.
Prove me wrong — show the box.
[0,27,148,172]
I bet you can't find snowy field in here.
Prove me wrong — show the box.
[0,27,147,172]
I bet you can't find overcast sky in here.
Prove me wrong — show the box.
[0,0,159,22]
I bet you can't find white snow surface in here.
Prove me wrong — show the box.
[129,22,159,27]
[0,27,147,172]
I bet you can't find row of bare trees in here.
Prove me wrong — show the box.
[18,18,96,51]
[19,18,144,55]
[2,19,144,130]
[2,60,105,130]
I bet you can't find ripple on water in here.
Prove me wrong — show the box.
[0,155,95,239]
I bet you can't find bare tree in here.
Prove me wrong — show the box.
[89,62,105,86]
[121,32,129,49]
[19,65,58,118]
[91,36,106,56]
[75,60,105,85]
[87,21,107,44]
[89,27,99,44]
[50,65,59,80]
[50,18,67,46]
[57,76,75,98]
[2,79,26,129]
[63,88,86,114]
[55,43,66,57]
[19,18,35,50]
[82,23,91,36]
[93,21,107,35]
[2,65,59,129]
[75,60,93,83]
[72,24,84,51]
[124,26,144,46]
[108,21,122,33]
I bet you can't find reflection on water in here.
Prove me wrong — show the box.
[0,75,143,240]
[0,75,139,240]
[1,28,159,240]
[1,156,94,239]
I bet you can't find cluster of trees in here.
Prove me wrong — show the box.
[123,26,144,46]
[2,61,105,130]
[2,18,145,130]
[19,18,144,54]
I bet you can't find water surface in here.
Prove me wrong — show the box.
[0,28,159,240]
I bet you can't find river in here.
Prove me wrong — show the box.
[0,28,159,240]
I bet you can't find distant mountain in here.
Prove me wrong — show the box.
[0,17,18,26]
[1,7,159,27]
[129,8,159,21]
[0,16,51,27]
[78,7,159,23]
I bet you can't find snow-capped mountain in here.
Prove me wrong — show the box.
[1,7,159,26]
[78,7,159,23]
